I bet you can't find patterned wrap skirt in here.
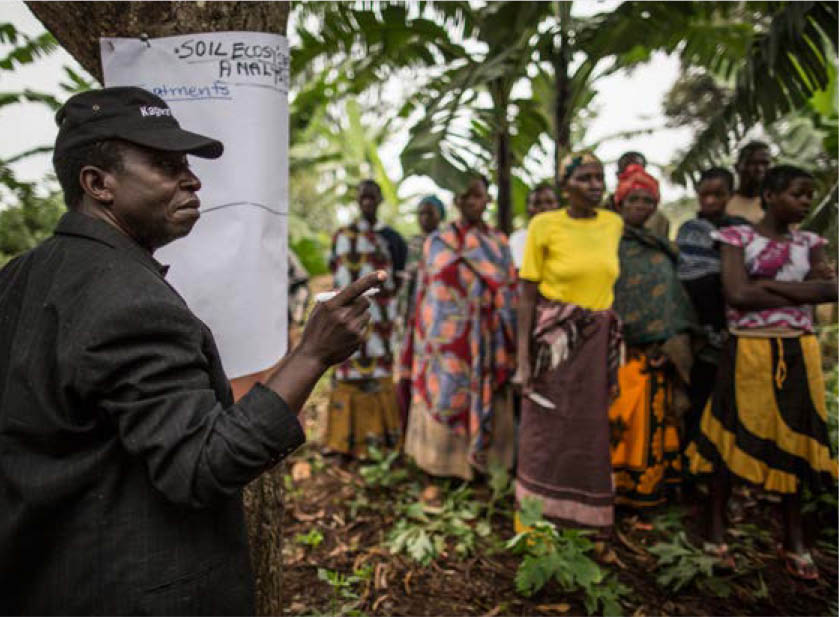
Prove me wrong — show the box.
[686,334,837,493]
[404,385,515,481]
[608,354,681,508]
[324,377,402,459]
[516,305,620,529]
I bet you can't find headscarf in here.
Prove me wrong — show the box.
[615,163,660,206]
[419,194,445,221]
[558,151,601,185]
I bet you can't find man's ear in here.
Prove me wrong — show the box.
[79,165,115,205]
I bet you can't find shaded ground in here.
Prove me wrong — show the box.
[274,389,837,617]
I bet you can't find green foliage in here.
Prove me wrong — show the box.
[485,460,513,521]
[386,483,489,565]
[0,24,57,72]
[0,22,95,265]
[647,531,731,597]
[317,565,373,617]
[506,498,628,616]
[666,2,838,185]
[399,2,553,179]
[288,95,411,236]
[295,528,325,549]
[0,189,64,265]
[359,446,409,488]
[650,505,689,535]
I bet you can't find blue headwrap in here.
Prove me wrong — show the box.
[419,194,445,221]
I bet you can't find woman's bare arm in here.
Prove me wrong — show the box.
[720,244,800,311]
[513,280,539,393]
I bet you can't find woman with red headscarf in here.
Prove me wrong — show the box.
[608,164,698,509]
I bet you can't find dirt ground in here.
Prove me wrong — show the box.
[272,387,838,617]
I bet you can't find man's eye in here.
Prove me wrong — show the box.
[157,157,188,174]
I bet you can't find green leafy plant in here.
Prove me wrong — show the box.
[647,531,732,598]
[281,472,303,500]
[386,484,490,565]
[295,528,324,549]
[650,506,689,535]
[506,498,628,616]
[485,461,514,522]
[317,565,373,617]
[359,446,409,488]
[348,492,371,518]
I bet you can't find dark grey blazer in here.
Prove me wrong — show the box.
[0,211,304,615]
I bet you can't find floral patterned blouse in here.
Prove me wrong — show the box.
[712,225,826,332]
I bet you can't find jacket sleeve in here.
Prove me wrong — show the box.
[74,272,304,508]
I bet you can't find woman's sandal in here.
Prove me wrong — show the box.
[778,545,820,581]
[703,542,736,570]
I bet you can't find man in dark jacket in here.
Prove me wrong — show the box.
[0,87,382,615]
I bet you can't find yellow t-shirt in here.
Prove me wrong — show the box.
[520,208,623,310]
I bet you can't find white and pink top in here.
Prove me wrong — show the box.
[712,225,826,332]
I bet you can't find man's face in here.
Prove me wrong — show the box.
[357,183,382,221]
[105,143,202,252]
[696,177,731,219]
[738,148,771,190]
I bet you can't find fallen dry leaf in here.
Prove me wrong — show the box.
[482,604,505,617]
[292,508,325,522]
[371,594,390,612]
[327,466,356,482]
[326,543,350,558]
[353,553,370,571]
[536,603,571,613]
[375,562,389,590]
[290,461,311,482]
[421,484,442,505]
[403,571,412,595]
[615,528,650,557]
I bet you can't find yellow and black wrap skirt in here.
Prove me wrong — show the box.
[687,334,837,494]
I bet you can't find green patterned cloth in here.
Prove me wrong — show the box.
[613,225,698,347]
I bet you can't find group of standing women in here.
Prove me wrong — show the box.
[323,144,837,580]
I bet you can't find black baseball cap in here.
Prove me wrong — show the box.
[53,86,223,162]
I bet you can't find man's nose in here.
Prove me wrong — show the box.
[182,169,201,192]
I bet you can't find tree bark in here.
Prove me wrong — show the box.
[496,122,513,235]
[490,80,512,235]
[24,3,291,615]
[553,0,572,186]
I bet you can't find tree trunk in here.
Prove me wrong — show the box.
[553,0,572,186]
[496,123,513,234]
[24,3,291,615]
[490,81,512,235]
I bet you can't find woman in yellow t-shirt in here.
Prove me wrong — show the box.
[514,151,623,538]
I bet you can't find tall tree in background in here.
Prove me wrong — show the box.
[25,3,291,614]
[399,1,553,233]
